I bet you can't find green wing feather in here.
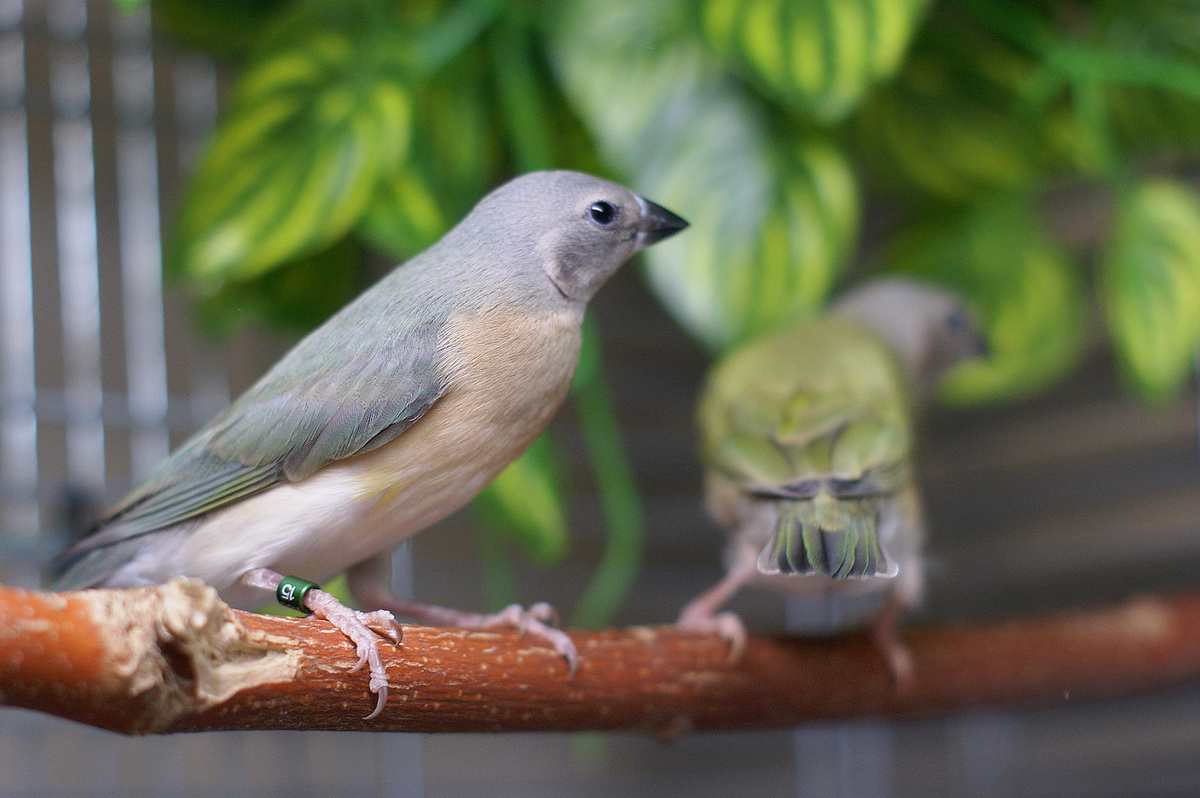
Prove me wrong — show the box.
[757,492,896,578]
[699,317,912,578]
[50,315,448,585]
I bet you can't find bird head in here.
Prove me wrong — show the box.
[461,170,687,304]
[831,278,989,402]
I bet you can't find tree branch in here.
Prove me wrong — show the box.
[2,578,1197,736]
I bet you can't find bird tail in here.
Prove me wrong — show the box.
[756,494,897,579]
[45,540,119,590]
[45,522,173,591]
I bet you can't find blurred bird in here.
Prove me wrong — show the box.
[50,170,687,717]
[677,278,986,683]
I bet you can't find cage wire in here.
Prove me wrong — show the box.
[6,1,1200,797]
[0,2,424,795]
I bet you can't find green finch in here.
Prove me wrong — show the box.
[678,278,986,683]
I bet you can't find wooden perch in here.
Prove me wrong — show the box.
[2,578,1199,736]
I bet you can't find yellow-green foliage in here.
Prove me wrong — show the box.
[883,199,1086,404]
[702,0,931,123]
[153,0,1200,619]
[1103,181,1200,402]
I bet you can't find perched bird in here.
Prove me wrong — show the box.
[51,170,687,717]
[677,278,986,683]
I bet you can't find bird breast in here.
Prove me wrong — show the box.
[340,305,583,547]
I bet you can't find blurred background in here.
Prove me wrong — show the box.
[6,0,1200,795]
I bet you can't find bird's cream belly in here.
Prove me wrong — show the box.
[176,391,561,608]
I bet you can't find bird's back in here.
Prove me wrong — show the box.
[699,317,916,581]
[699,317,912,490]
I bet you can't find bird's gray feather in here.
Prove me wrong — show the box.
[206,320,445,478]
[50,315,447,581]
[48,169,690,592]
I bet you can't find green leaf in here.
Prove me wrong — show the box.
[471,434,570,566]
[360,168,450,261]
[193,236,368,337]
[883,197,1087,403]
[568,317,646,629]
[168,0,413,289]
[1102,180,1200,403]
[551,0,859,352]
[702,0,931,123]
[113,0,150,14]
[1098,1,1200,157]
[152,0,291,60]
[359,47,500,260]
[855,15,1074,202]
[1107,87,1200,156]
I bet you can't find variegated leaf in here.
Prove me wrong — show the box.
[855,16,1072,202]
[1102,180,1200,402]
[552,0,859,352]
[360,48,500,260]
[168,0,413,287]
[703,0,931,123]
[884,197,1086,403]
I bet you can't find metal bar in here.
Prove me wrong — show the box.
[2,386,202,430]
[0,0,39,544]
[168,53,228,421]
[111,6,167,479]
[48,0,105,495]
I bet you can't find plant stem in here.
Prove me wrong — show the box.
[474,522,520,610]
[569,317,645,628]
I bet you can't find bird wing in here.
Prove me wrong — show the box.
[51,317,448,578]
[698,318,913,579]
[700,318,912,492]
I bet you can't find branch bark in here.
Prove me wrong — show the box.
[2,578,1197,736]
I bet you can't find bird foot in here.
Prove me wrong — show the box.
[303,588,402,719]
[872,597,915,692]
[873,624,915,692]
[376,599,578,674]
[474,602,578,674]
[676,608,747,663]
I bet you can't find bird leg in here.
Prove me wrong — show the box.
[872,593,915,691]
[242,568,401,719]
[346,557,578,674]
[675,565,754,662]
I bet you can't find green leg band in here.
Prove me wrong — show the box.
[276,575,320,613]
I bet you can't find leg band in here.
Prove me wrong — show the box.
[276,575,320,613]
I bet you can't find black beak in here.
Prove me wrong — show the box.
[635,196,688,249]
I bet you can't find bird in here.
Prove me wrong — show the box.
[676,278,986,684]
[50,169,688,718]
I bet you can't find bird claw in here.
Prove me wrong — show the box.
[872,605,915,692]
[677,609,748,663]
[421,601,578,673]
[476,603,578,674]
[361,609,403,644]
[303,588,400,719]
[527,601,559,627]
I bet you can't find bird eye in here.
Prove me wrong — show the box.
[945,310,967,331]
[587,201,618,228]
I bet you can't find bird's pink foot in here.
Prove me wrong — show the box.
[873,596,915,691]
[672,567,753,662]
[382,599,578,674]
[303,588,401,719]
[242,569,402,719]
[676,607,748,662]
